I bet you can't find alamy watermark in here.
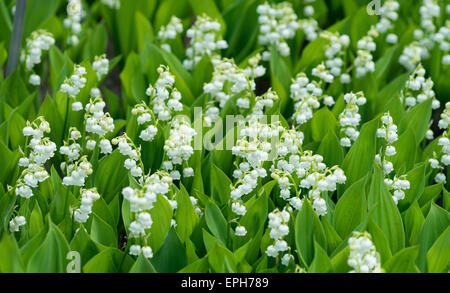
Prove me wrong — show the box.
[66,251,81,273]
[367,0,382,15]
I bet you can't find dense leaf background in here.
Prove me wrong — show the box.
[0,0,449,273]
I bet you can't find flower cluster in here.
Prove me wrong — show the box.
[298,0,319,41]
[438,102,450,130]
[252,89,278,115]
[402,64,439,110]
[296,152,346,216]
[348,232,382,273]
[92,55,109,80]
[399,42,426,71]
[16,118,56,199]
[299,18,319,42]
[230,116,283,234]
[265,209,293,266]
[320,31,351,83]
[203,57,261,124]
[384,176,410,205]
[290,73,334,126]
[123,172,173,259]
[375,113,398,175]
[256,2,299,60]
[243,53,266,80]
[158,16,184,53]
[113,134,144,179]
[146,65,183,121]
[183,15,228,70]
[60,128,82,161]
[435,21,450,65]
[62,156,93,187]
[204,58,254,109]
[375,0,400,44]
[400,0,441,70]
[163,119,196,180]
[354,27,378,78]
[375,113,410,204]
[74,188,101,223]
[429,103,450,183]
[60,65,87,98]
[64,0,84,46]
[339,92,366,147]
[132,103,158,142]
[20,30,55,85]
[9,216,26,233]
[84,97,115,137]
[312,63,334,84]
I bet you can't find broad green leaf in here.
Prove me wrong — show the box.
[367,165,405,253]
[384,246,420,273]
[341,117,378,189]
[210,164,232,205]
[175,184,199,243]
[309,241,333,273]
[129,254,157,273]
[90,214,117,247]
[205,203,229,246]
[83,247,134,273]
[27,219,70,273]
[402,201,425,246]
[0,234,24,273]
[426,227,450,273]
[152,229,188,273]
[334,176,367,238]
[416,204,450,271]
[398,99,432,145]
[295,200,327,266]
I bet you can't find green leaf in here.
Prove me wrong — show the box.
[391,128,416,172]
[90,213,117,247]
[311,107,338,142]
[129,254,157,273]
[416,204,450,271]
[70,227,102,267]
[367,218,392,264]
[27,219,70,273]
[178,257,209,273]
[0,234,24,273]
[148,194,173,252]
[317,130,344,167]
[384,246,420,273]
[175,184,199,243]
[402,201,425,246]
[49,166,75,225]
[398,99,432,145]
[188,0,226,34]
[83,247,134,273]
[210,164,232,205]
[295,200,327,266]
[152,229,188,273]
[331,247,351,273]
[207,242,240,273]
[426,227,450,273]
[367,165,405,253]
[205,203,229,246]
[135,11,154,53]
[94,149,128,203]
[399,163,426,211]
[341,117,378,189]
[334,176,367,238]
[309,241,333,273]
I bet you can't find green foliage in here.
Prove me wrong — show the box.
[0,0,448,274]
